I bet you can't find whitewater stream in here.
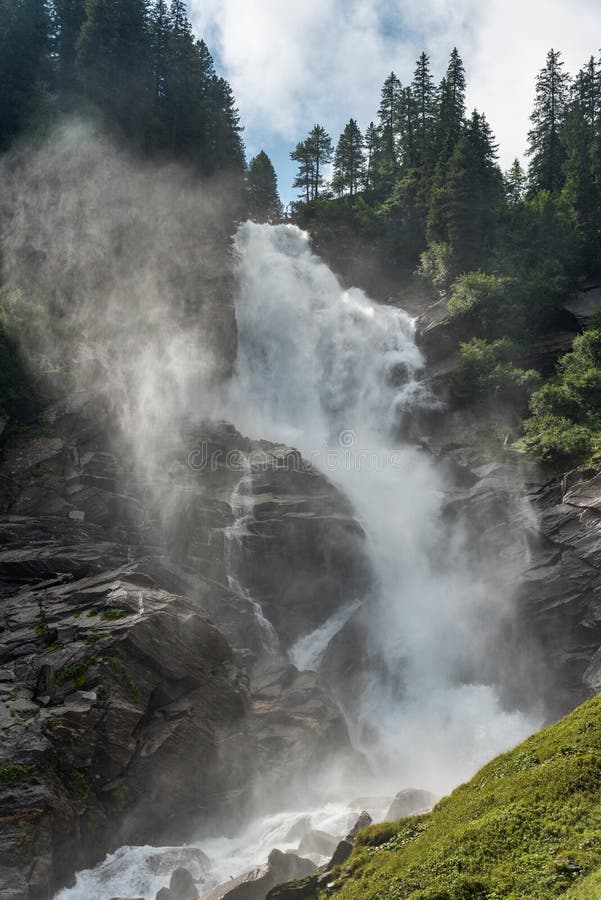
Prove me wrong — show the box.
[56,223,539,899]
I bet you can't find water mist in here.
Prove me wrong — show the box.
[227,222,539,794]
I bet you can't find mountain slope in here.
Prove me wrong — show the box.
[321,695,601,899]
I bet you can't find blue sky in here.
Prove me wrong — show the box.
[188,0,601,206]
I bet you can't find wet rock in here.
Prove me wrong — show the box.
[201,849,316,900]
[283,815,312,843]
[345,810,372,841]
[386,789,437,820]
[156,890,177,900]
[147,848,210,880]
[297,829,339,857]
[325,811,372,870]
[169,866,198,900]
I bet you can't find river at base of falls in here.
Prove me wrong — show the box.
[54,223,540,898]
[55,800,388,899]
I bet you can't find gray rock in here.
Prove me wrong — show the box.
[283,816,312,843]
[325,811,373,871]
[201,849,316,900]
[297,830,339,858]
[169,866,197,900]
[156,890,177,900]
[147,848,210,880]
[326,840,353,870]
[386,789,437,821]
[345,811,372,842]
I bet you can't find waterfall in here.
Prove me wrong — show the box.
[224,456,280,657]
[228,222,538,793]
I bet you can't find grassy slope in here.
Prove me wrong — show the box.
[325,696,601,900]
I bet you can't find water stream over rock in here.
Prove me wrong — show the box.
[54,222,539,899]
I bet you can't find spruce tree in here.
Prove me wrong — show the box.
[364,121,379,191]
[332,119,365,197]
[527,49,570,193]
[411,52,436,169]
[247,151,283,223]
[291,140,313,203]
[53,0,87,100]
[436,48,466,163]
[444,111,503,271]
[307,124,333,199]
[0,0,50,148]
[76,0,151,140]
[505,158,527,204]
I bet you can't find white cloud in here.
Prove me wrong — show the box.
[189,0,601,169]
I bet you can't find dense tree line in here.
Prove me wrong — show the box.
[291,47,601,466]
[0,0,255,184]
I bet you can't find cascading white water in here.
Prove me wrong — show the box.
[55,222,540,899]
[228,222,539,793]
[224,457,280,656]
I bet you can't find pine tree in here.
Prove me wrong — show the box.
[76,0,151,140]
[505,158,527,204]
[364,121,379,191]
[527,49,570,193]
[0,0,50,148]
[398,86,417,170]
[562,63,601,265]
[53,0,87,99]
[291,140,313,203]
[332,119,365,197]
[444,111,503,271]
[247,151,283,223]
[149,0,169,110]
[307,124,333,199]
[411,52,436,169]
[436,48,466,162]
[378,72,402,158]
[210,75,245,175]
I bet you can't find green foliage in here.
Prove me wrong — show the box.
[100,608,127,621]
[247,151,283,223]
[333,119,366,198]
[323,696,601,900]
[521,415,595,466]
[417,242,454,291]
[522,323,601,465]
[65,769,90,800]
[34,618,51,646]
[447,272,525,338]
[0,0,246,181]
[0,763,37,782]
[452,338,540,410]
[56,657,95,688]
[291,125,333,201]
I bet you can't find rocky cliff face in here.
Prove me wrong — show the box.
[0,394,369,899]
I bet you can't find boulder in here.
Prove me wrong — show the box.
[283,815,312,843]
[170,866,198,899]
[201,849,316,900]
[386,789,437,821]
[156,890,177,900]
[147,848,210,880]
[325,811,373,871]
[297,829,339,857]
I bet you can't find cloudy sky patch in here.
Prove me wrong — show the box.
[189,0,601,203]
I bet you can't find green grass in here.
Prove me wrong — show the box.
[565,868,601,899]
[324,696,601,900]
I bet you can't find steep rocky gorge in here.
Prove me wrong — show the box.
[0,394,369,898]
[2,213,601,900]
